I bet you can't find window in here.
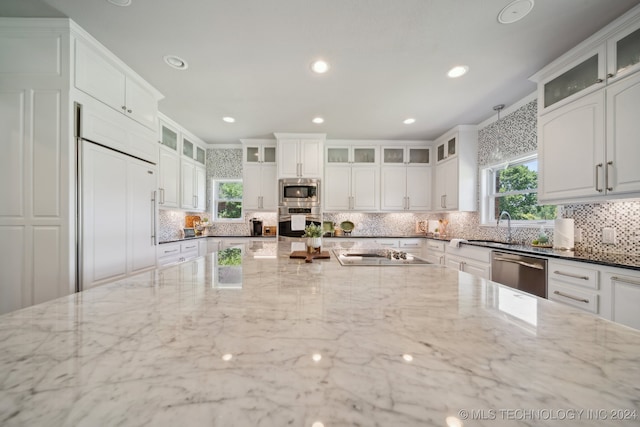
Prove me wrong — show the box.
[481,154,556,225]
[213,180,243,221]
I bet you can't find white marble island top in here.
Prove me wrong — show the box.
[1,241,639,426]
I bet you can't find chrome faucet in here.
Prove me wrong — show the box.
[497,211,512,243]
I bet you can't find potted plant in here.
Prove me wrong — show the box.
[303,223,323,253]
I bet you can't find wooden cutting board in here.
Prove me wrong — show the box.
[290,251,331,263]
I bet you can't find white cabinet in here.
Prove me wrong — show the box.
[424,239,446,265]
[432,126,478,212]
[538,72,640,203]
[548,259,602,315]
[242,140,277,211]
[275,133,325,178]
[606,269,640,330]
[181,160,206,211]
[445,244,491,279]
[81,141,157,289]
[325,165,379,211]
[157,240,200,267]
[75,39,161,130]
[380,145,432,211]
[158,144,180,208]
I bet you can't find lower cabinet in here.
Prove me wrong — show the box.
[424,239,446,265]
[603,267,640,330]
[157,241,200,267]
[445,244,492,279]
[548,259,601,314]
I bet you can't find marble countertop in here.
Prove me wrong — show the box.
[1,241,639,426]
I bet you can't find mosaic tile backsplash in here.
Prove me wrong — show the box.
[158,99,639,254]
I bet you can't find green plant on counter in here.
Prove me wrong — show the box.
[303,223,323,238]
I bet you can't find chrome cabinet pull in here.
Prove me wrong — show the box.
[611,276,640,287]
[607,73,615,78]
[553,290,589,304]
[595,163,603,192]
[164,248,179,254]
[553,270,589,280]
[606,161,613,191]
[596,78,604,83]
[151,190,157,245]
[494,256,544,270]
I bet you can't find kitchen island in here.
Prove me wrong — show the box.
[1,241,639,426]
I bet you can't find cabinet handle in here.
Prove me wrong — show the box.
[193,195,197,208]
[595,163,603,192]
[611,276,640,287]
[439,255,444,265]
[127,109,132,113]
[185,245,196,249]
[607,73,615,78]
[121,105,126,111]
[158,188,165,205]
[553,270,589,280]
[553,290,589,304]
[459,261,466,271]
[151,190,157,245]
[164,248,179,254]
[606,161,613,191]
[595,78,604,83]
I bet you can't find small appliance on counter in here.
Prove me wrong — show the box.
[263,225,277,236]
[250,218,263,236]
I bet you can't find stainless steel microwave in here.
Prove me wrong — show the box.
[279,178,320,206]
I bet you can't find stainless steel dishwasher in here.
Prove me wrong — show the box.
[491,251,547,298]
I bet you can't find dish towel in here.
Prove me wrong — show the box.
[449,238,468,248]
[291,215,306,231]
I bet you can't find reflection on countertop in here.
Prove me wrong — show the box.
[1,242,639,426]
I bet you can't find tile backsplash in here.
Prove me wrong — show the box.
[159,99,639,254]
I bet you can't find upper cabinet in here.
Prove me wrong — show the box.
[432,126,478,212]
[275,133,325,178]
[382,146,430,166]
[241,139,277,211]
[532,6,640,204]
[380,144,432,211]
[533,9,640,115]
[74,39,162,130]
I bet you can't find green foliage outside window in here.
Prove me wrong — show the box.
[215,181,243,219]
[495,164,556,220]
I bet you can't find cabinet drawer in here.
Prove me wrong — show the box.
[425,240,446,252]
[549,281,599,314]
[158,243,181,257]
[180,241,199,253]
[399,239,423,249]
[549,260,599,289]
[446,245,491,263]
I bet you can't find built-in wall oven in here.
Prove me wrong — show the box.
[279,178,320,207]
[278,206,322,238]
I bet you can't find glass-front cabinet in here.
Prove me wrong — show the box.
[326,145,377,164]
[608,24,640,81]
[436,136,456,163]
[159,120,178,151]
[381,146,429,165]
[244,142,276,164]
[541,46,606,112]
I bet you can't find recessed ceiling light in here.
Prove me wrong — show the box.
[107,0,131,6]
[163,55,188,70]
[498,0,535,24]
[311,60,330,74]
[222,116,235,123]
[312,117,324,124]
[403,118,416,125]
[447,65,469,78]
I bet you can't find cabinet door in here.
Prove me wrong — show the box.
[158,147,180,208]
[125,78,158,130]
[277,139,300,177]
[181,160,196,209]
[260,163,278,210]
[434,159,457,210]
[462,261,491,280]
[324,166,351,210]
[607,23,640,82]
[380,167,407,210]
[129,161,157,273]
[606,72,640,195]
[352,167,378,210]
[538,90,605,203]
[243,164,262,210]
[406,167,431,211]
[300,139,323,177]
[82,143,128,288]
[609,272,640,330]
[195,165,206,211]
[75,40,126,112]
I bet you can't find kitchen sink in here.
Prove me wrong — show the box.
[332,249,434,266]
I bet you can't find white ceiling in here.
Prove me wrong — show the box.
[2,0,639,144]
